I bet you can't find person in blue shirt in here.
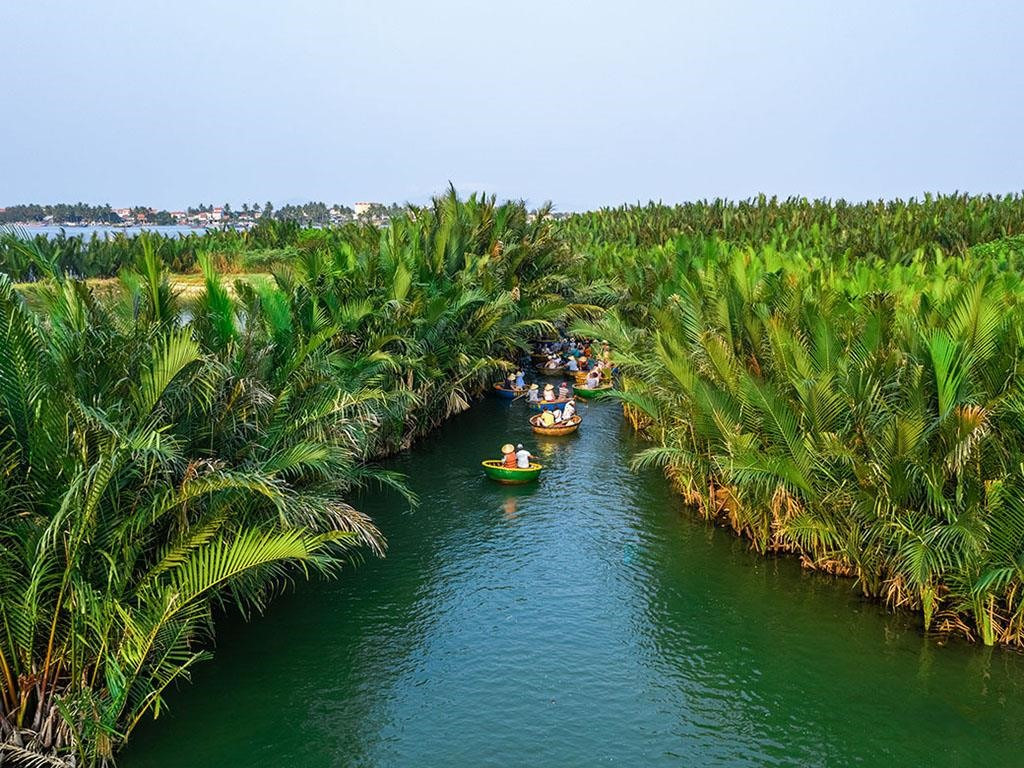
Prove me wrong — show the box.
[566,356,579,372]
[515,370,526,388]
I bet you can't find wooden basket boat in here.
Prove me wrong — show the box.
[481,460,543,484]
[574,370,611,385]
[530,413,581,435]
[530,396,575,411]
[574,384,614,399]
[492,383,525,399]
[530,351,550,364]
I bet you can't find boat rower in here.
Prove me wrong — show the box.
[515,444,535,468]
[562,399,576,420]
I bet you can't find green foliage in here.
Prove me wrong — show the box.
[586,232,1024,648]
[0,190,572,766]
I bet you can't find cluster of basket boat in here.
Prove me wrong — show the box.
[482,351,614,484]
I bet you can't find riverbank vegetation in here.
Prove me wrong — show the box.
[4,191,1024,764]
[571,210,1024,647]
[0,191,577,766]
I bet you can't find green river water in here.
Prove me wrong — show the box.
[126,397,1024,767]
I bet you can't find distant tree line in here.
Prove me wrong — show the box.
[1,200,412,227]
[0,203,122,224]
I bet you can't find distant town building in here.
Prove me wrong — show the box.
[353,202,377,217]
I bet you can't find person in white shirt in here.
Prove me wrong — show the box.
[562,399,576,421]
[515,444,534,468]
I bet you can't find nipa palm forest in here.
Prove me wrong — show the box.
[2,190,1024,765]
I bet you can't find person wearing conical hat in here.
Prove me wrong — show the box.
[566,354,579,373]
[543,383,556,402]
[501,443,516,468]
[514,370,526,388]
[578,355,589,370]
[527,383,541,403]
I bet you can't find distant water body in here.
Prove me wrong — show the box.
[3,225,209,239]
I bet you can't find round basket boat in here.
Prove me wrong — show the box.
[574,384,614,399]
[530,351,550,364]
[575,370,611,385]
[530,413,582,435]
[481,460,543,484]
[492,383,525,399]
[531,396,575,411]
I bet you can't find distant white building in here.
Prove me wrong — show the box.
[353,202,377,217]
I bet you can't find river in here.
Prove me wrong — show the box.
[125,397,1024,766]
[3,225,208,238]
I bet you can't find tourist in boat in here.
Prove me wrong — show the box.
[557,381,570,399]
[543,383,556,402]
[578,355,589,371]
[501,443,516,468]
[566,356,579,372]
[552,408,563,423]
[545,356,561,370]
[539,409,556,427]
[585,368,602,388]
[506,372,517,389]
[515,370,526,388]
[515,444,535,468]
[527,383,541,403]
[562,399,576,421]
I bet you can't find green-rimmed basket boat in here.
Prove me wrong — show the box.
[481,460,543,484]
[574,384,614,399]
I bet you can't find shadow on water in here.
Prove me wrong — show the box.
[125,398,1024,767]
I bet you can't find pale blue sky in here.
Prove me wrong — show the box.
[2,0,1022,211]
